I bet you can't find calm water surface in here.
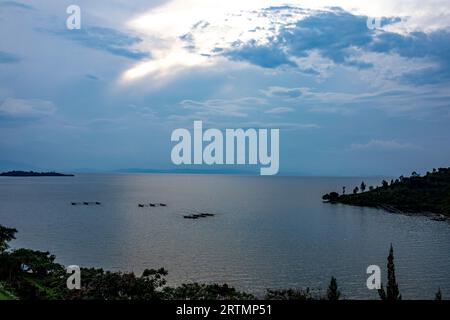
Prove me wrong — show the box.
[1,174,449,299]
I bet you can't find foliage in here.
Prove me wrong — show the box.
[0,282,16,300]
[378,245,401,301]
[327,276,341,300]
[322,192,339,202]
[162,283,254,300]
[323,167,450,216]
[0,225,17,253]
[265,288,322,300]
[10,249,63,276]
[360,181,366,193]
[65,267,168,300]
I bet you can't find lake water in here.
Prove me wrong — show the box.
[1,174,449,299]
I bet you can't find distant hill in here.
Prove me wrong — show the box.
[0,171,74,177]
[322,167,450,219]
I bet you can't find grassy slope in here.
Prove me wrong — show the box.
[337,168,450,216]
[0,283,16,300]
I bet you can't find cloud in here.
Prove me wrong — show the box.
[85,74,99,80]
[217,8,380,72]
[350,139,418,151]
[241,121,319,130]
[0,1,34,10]
[369,30,450,84]
[48,26,150,60]
[123,3,450,85]
[260,85,450,117]
[180,97,266,118]
[264,107,294,114]
[262,87,304,98]
[226,40,295,68]
[0,98,56,118]
[281,9,374,66]
[0,51,20,64]
[223,7,450,84]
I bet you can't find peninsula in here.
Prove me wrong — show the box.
[0,170,74,177]
[322,167,450,219]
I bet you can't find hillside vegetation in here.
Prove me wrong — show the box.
[323,167,450,217]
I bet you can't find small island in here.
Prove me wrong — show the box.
[322,167,450,220]
[0,170,74,177]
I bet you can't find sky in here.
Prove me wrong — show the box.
[0,0,450,176]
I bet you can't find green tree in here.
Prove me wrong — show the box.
[265,288,319,300]
[322,192,339,202]
[0,225,17,253]
[326,276,341,301]
[10,249,63,277]
[378,245,401,300]
[164,283,254,300]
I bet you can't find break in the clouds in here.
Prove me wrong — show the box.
[1,0,450,175]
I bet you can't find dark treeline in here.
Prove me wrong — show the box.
[323,167,450,218]
[0,171,74,177]
[0,225,444,300]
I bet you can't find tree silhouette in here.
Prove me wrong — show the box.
[326,276,341,301]
[382,180,389,188]
[342,186,346,195]
[435,288,442,300]
[0,225,17,253]
[360,181,366,192]
[353,186,359,194]
[378,245,401,300]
